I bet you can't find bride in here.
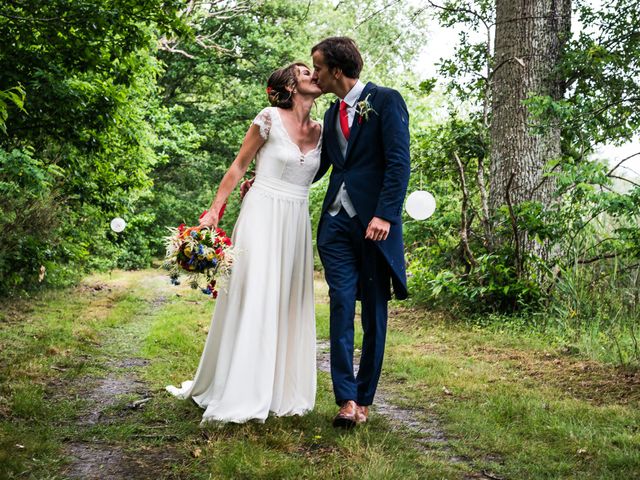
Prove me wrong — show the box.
[166,62,323,424]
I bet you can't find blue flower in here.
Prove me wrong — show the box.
[201,287,212,295]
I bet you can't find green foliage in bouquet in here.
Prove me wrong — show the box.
[163,225,235,298]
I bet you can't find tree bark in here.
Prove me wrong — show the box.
[489,0,571,256]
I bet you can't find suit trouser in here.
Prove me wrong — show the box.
[317,208,389,406]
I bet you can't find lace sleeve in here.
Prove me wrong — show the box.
[252,108,272,140]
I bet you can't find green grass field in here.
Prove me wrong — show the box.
[0,269,638,479]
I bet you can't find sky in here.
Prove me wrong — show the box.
[411,2,640,178]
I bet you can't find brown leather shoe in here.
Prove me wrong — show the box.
[332,400,357,429]
[355,404,369,424]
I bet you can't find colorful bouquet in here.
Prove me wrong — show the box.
[163,210,235,298]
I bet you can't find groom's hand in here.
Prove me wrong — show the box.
[240,177,255,200]
[365,217,390,242]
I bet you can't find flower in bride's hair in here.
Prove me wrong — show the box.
[266,86,273,94]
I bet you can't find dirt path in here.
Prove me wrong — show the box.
[57,272,481,479]
[60,278,180,480]
[316,341,450,443]
[316,341,500,480]
[61,361,173,480]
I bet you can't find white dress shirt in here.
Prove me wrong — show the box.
[328,80,365,217]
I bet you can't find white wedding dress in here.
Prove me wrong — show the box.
[166,107,321,424]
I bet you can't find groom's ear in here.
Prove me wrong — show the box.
[330,67,343,80]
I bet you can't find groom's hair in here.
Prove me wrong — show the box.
[311,37,363,79]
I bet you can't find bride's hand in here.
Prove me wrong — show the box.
[199,209,219,229]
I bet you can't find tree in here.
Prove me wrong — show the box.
[410,0,640,314]
[0,0,186,290]
[489,0,571,219]
[487,0,571,270]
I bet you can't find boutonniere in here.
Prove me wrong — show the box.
[356,94,377,124]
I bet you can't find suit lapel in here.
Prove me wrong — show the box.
[325,100,344,167]
[344,82,376,162]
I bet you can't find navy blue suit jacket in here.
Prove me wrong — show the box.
[314,82,411,299]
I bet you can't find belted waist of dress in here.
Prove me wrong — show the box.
[252,176,310,200]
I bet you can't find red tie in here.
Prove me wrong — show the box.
[339,100,350,140]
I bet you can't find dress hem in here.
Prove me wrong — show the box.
[198,407,314,426]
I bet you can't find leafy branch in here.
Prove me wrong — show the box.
[157,1,252,59]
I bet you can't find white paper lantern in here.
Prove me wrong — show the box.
[110,217,127,233]
[405,191,436,220]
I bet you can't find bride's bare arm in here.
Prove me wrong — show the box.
[200,124,266,228]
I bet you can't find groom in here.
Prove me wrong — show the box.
[311,37,410,428]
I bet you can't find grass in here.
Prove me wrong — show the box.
[381,308,640,479]
[0,268,638,479]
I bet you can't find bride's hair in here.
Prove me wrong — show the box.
[266,62,309,109]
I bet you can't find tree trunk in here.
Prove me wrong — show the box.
[489,0,571,260]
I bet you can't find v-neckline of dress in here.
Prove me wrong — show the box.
[273,107,321,157]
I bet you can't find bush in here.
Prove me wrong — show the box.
[0,148,67,292]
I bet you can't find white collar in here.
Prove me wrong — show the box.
[342,80,366,107]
